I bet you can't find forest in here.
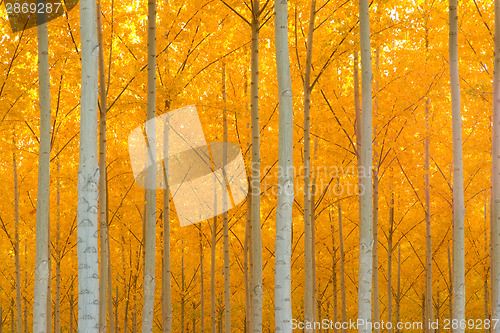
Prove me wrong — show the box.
[0,0,498,332]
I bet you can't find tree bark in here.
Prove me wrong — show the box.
[13,141,22,333]
[274,0,294,330]
[372,47,380,333]
[77,0,100,330]
[97,0,112,330]
[250,1,263,331]
[55,155,61,333]
[396,244,401,333]
[162,101,172,333]
[200,229,205,333]
[142,0,158,330]
[338,203,346,333]
[211,215,217,333]
[302,2,316,331]
[491,0,500,328]
[358,0,374,331]
[449,2,465,331]
[33,7,51,333]
[387,193,394,333]
[222,62,231,333]
[425,97,434,332]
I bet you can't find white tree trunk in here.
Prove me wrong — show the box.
[387,194,394,333]
[13,143,22,333]
[210,215,217,333]
[222,62,231,333]
[162,115,172,333]
[423,13,434,331]
[492,0,500,330]
[338,203,346,333]
[33,9,51,333]
[372,47,380,333]
[142,0,157,330]
[250,1,263,331]
[77,0,100,330]
[425,97,434,333]
[97,0,111,330]
[449,1,465,331]
[358,0,373,331]
[302,2,316,331]
[274,0,294,331]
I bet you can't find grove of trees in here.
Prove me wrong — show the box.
[0,0,499,332]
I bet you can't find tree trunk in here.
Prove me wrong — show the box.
[423,14,434,331]
[222,62,231,333]
[425,97,434,332]
[491,0,500,327]
[358,0,374,331]
[181,241,185,333]
[33,7,51,333]
[387,193,394,333]
[449,2,465,331]
[55,156,61,333]
[162,104,172,333]
[250,1,263,331]
[338,203,346,333]
[396,244,401,333]
[331,214,337,332]
[372,46,380,333]
[274,0,294,330]
[77,0,100,329]
[200,229,205,333]
[448,246,453,332]
[13,143,21,333]
[245,185,253,332]
[484,199,489,327]
[211,215,217,333]
[302,2,316,331]
[97,0,112,330]
[142,0,157,330]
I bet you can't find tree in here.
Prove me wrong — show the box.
[449,1,465,331]
[250,1,263,331]
[358,0,374,332]
[302,2,316,331]
[77,0,100,330]
[13,138,21,333]
[492,0,500,327]
[274,0,294,331]
[142,0,158,330]
[222,62,231,333]
[33,7,51,333]
[97,0,113,330]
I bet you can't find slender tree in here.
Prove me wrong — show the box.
[97,0,112,331]
[222,62,231,333]
[250,1,263,331]
[491,0,500,327]
[33,6,51,333]
[210,214,217,333]
[274,0,294,330]
[372,47,380,333]
[77,0,100,329]
[302,1,316,330]
[358,0,374,331]
[142,0,158,330]
[13,139,21,333]
[449,1,465,331]
[387,193,394,333]
[424,9,434,331]
[162,105,172,333]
